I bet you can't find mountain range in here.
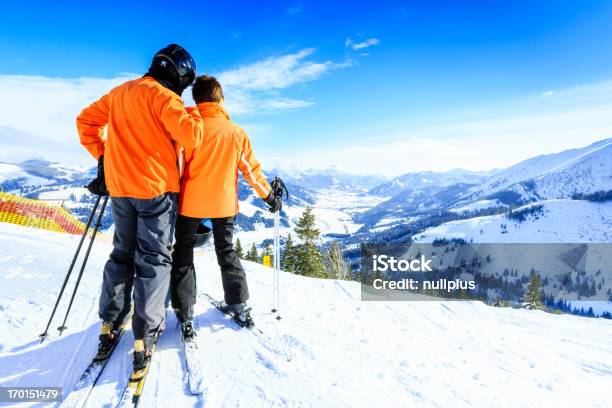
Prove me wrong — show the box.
[1,138,611,248]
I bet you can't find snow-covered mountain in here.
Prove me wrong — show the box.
[368,169,487,197]
[0,159,384,248]
[1,223,611,407]
[459,138,612,205]
[356,183,475,230]
[354,138,612,237]
[413,199,612,243]
[2,137,611,249]
[0,159,92,192]
[272,166,388,192]
[0,162,55,191]
[409,200,612,307]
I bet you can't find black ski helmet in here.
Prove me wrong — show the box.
[147,44,196,95]
[194,220,212,248]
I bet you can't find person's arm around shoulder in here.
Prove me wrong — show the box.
[159,93,204,149]
[76,93,110,159]
[175,141,195,179]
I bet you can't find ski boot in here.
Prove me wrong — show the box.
[220,301,255,329]
[181,321,195,343]
[174,306,196,343]
[94,321,122,362]
[133,338,155,372]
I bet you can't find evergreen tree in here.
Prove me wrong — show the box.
[325,240,350,279]
[293,207,326,277]
[281,233,297,273]
[245,243,259,263]
[523,272,544,310]
[235,238,244,259]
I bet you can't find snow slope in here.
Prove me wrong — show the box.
[0,162,53,189]
[414,200,612,243]
[449,199,508,214]
[0,223,611,407]
[461,138,612,202]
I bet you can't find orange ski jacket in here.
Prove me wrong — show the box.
[178,102,271,218]
[77,76,204,199]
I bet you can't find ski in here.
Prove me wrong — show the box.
[62,324,128,408]
[117,325,163,408]
[202,293,294,362]
[181,321,206,395]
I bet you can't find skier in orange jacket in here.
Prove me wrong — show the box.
[77,44,203,371]
[171,75,282,338]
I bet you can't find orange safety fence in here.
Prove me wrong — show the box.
[0,192,86,235]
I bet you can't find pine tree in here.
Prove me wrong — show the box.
[325,240,350,279]
[245,243,259,263]
[293,207,326,278]
[523,272,544,310]
[281,233,297,273]
[235,238,244,259]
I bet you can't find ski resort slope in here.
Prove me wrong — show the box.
[0,223,611,407]
[414,200,612,243]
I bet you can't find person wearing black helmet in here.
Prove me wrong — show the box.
[146,43,196,96]
[76,44,203,372]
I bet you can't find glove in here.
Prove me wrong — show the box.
[265,192,282,213]
[86,155,108,196]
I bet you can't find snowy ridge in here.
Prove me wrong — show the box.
[271,166,388,192]
[367,169,487,197]
[413,199,612,243]
[0,223,611,407]
[352,138,612,235]
[541,138,612,176]
[0,162,53,188]
[461,138,612,203]
[449,199,508,214]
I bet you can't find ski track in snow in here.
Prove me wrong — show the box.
[0,223,611,407]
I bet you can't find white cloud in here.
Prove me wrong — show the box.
[0,48,349,165]
[542,90,555,96]
[216,48,349,114]
[0,74,135,165]
[218,48,335,91]
[0,74,133,144]
[345,37,380,51]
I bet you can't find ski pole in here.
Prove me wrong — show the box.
[269,177,288,320]
[57,194,109,335]
[275,211,281,320]
[39,194,102,343]
[272,211,281,320]
[271,209,277,314]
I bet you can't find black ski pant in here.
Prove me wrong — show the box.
[171,214,249,311]
[98,193,178,340]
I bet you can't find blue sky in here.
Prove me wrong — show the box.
[1,0,612,174]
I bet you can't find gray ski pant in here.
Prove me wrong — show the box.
[98,193,178,340]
